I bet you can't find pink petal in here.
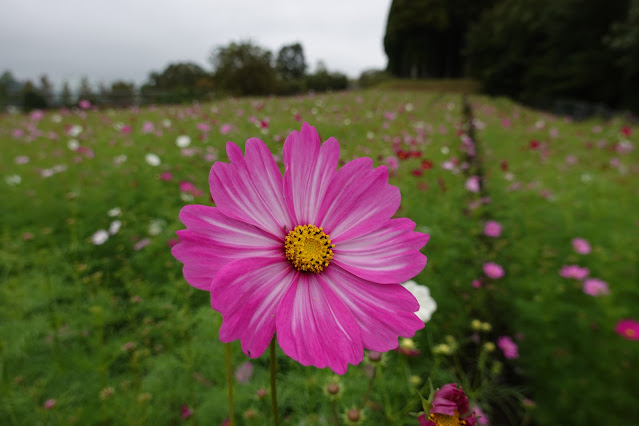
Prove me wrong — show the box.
[283,122,339,225]
[333,218,429,284]
[317,158,400,241]
[323,266,424,351]
[209,140,292,237]
[211,258,296,358]
[276,272,363,374]
[172,205,282,290]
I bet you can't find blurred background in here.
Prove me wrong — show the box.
[2,1,638,426]
[2,0,638,115]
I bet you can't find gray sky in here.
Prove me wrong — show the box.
[0,0,392,89]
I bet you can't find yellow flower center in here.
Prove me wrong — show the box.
[428,412,470,426]
[625,328,636,337]
[284,224,334,273]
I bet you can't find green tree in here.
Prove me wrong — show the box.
[210,40,277,96]
[384,0,494,78]
[0,70,21,105]
[141,62,212,104]
[109,81,137,107]
[77,76,97,105]
[60,81,73,107]
[38,74,54,107]
[276,43,307,80]
[21,80,47,111]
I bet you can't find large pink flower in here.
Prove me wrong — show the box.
[172,123,428,374]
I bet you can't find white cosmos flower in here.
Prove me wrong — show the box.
[401,280,437,322]
[68,125,83,137]
[5,174,22,186]
[67,139,79,150]
[148,219,166,236]
[90,229,109,245]
[107,207,121,217]
[145,153,161,166]
[108,220,122,235]
[176,135,191,148]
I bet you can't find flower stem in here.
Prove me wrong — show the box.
[225,342,236,426]
[270,336,281,426]
[360,367,376,410]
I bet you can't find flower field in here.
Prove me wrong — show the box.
[1,90,638,425]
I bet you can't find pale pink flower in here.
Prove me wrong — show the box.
[172,123,428,374]
[142,121,154,134]
[78,100,91,110]
[497,336,519,359]
[235,361,254,384]
[483,262,504,279]
[385,156,399,171]
[483,221,502,238]
[582,278,609,296]
[559,265,589,280]
[472,403,490,425]
[220,123,233,134]
[572,238,591,254]
[134,238,151,251]
[43,399,57,410]
[465,176,480,193]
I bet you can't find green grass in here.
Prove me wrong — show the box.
[1,90,637,425]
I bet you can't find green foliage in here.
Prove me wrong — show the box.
[0,90,637,425]
[276,42,307,81]
[384,0,493,78]
[358,69,392,89]
[305,68,349,93]
[141,62,212,104]
[466,0,635,111]
[108,81,137,107]
[210,40,277,96]
[20,80,47,111]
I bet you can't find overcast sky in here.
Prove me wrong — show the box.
[1,0,392,89]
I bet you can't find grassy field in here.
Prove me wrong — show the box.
[1,90,638,425]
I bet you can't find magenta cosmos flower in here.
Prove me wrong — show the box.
[172,123,428,374]
[483,262,504,279]
[483,220,502,238]
[615,319,639,340]
[418,383,476,426]
[572,237,591,254]
[497,336,519,359]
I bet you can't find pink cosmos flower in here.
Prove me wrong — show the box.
[172,123,428,374]
[43,399,57,410]
[418,383,476,426]
[559,265,589,280]
[615,319,639,340]
[582,278,609,296]
[483,262,504,279]
[497,336,519,359]
[465,176,480,193]
[181,404,194,419]
[220,123,233,134]
[472,404,490,425]
[235,361,254,384]
[572,238,591,254]
[483,221,502,238]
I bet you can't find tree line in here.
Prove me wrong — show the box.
[1,41,350,111]
[384,0,639,112]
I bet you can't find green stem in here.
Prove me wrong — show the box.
[359,367,376,410]
[332,399,340,425]
[270,337,281,426]
[225,343,236,426]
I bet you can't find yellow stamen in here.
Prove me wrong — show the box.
[428,412,466,426]
[625,328,636,337]
[284,224,334,273]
